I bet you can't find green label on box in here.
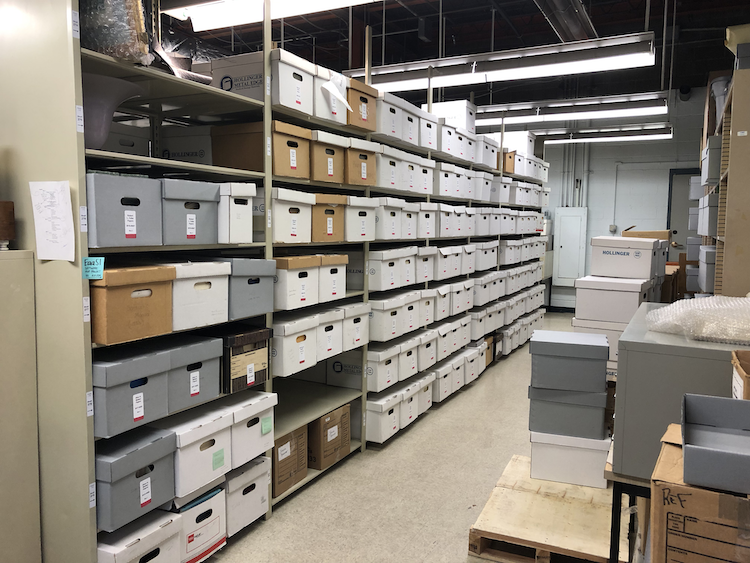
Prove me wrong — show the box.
[212,448,225,471]
[261,416,273,435]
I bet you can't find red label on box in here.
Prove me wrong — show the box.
[125,234,136,239]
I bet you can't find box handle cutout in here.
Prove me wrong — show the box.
[425,300,431,305]
[248,277,260,285]
[325,209,335,215]
[296,335,307,343]
[389,212,396,217]
[287,140,299,148]
[247,416,260,428]
[298,271,308,279]
[425,213,430,218]
[387,262,395,267]
[325,148,335,155]
[389,108,396,114]
[131,289,152,299]
[358,154,368,161]
[117,138,136,148]
[406,351,413,357]
[234,198,249,205]
[422,258,428,263]
[325,325,334,332]
[390,311,397,316]
[388,408,394,415]
[194,281,212,291]
[139,549,161,563]
[405,214,412,220]
[184,202,200,210]
[288,207,300,214]
[135,464,154,478]
[196,509,213,524]
[199,439,215,451]
[407,116,414,123]
[408,397,413,403]
[407,305,414,311]
[330,267,338,274]
[130,377,148,388]
[425,342,432,348]
[389,160,396,166]
[447,130,452,136]
[426,123,432,129]
[458,136,463,141]
[408,165,414,171]
[353,317,361,324]
[120,197,140,206]
[358,211,367,217]
[242,483,257,496]
[292,72,303,82]
[404,259,411,264]
[187,362,202,371]
[359,96,368,103]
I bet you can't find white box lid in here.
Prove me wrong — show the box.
[366,389,402,412]
[96,511,182,562]
[395,380,420,400]
[463,279,475,290]
[348,138,380,153]
[347,195,379,208]
[419,289,438,300]
[436,323,452,336]
[477,240,499,250]
[449,355,464,369]
[370,246,417,260]
[367,342,401,361]
[379,91,419,114]
[164,261,232,279]
[219,391,278,425]
[338,302,372,318]
[436,162,457,173]
[434,284,451,296]
[450,281,467,291]
[420,202,438,211]
[150,405,234,448]
[461,348,480,362]
[590,236,659,250]
[416,372,437,386]
[418,246,438,257]
[225,456,270,494]
[219,182,257,197]
[437,203,456,212]
[400,290,422,304]
[272,187,316,206]
[470,309,487,319]
[419,157,436,169]
[571,317,629,332]
[402,202,420,212]
[418,328,438,344]
[437,246,461,257]
[397,334,421,353]
[378,144,403,158]
[377,197,407,208]
[466,208,477,216]
[370,295,405,309]
[477,135,500,148]
[271,48,317,75]
[575,275,653,292]
[314,65,350,88]
[311,130,350,148]
[463,244,477,253]
[318,308,345,324]
[453,205,467,213]
[530,431,612,451]
[431,361,453,377]
[273,314,320,335]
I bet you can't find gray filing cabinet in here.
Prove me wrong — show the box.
[613,303,749,480]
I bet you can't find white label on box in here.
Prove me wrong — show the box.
[124,210,137,238]
[290,148,297,170]
[361,162,367,180]
[446,136,451,151]
[89,482,96,508]
[326,333,333,351]
[327,425,339,442]
[407,217,413,235]
[72,10,80,38]
[327,217,333,235]
[139,477,152,508]
[299,344,305,363]
[391,218,396,235]
[247,364,255,385]
[386,366,392,384]
[423,262,429,279]
[360,103,367,121]
[295,85,302,105]
[290,217,298,237]
[190,371,200,397]
[408,311,414,329]
[355,325,361,342]
[390,168,396,185]
[186,214,196,239]
[391,116,396,133]
[266,136,271,157]
[425,218,432,235]
[278,442,291,461]
[331,278,337,295]
[300,282,306,301]
[409,171,414,188]
[133,392,144,422]
[391,319,397,335]
[733,369,744,399]
[331,97,338,115]
[427,129,433,145]
[79,206,87,232]
[82,296,90,323]
[360,219,367,236]
[86,391,93,417]
[267,209,272,228]
[739,131,748,137]
[266,75,271,96]
[76,105,84,133]
[389,270,395,286]
[328,157,334,177]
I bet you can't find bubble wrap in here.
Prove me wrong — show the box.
[80,0,153,65]
[646,296,750,345]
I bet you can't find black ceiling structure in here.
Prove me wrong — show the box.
[166,0,750,107]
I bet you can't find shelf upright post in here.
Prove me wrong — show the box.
[262,0,275,519]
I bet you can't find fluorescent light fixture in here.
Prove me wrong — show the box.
[163,0,378,32]
[545,133,673,144]
[540,123,673,144]
[347,32,655,93]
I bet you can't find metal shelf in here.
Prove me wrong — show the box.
[89,242,266,254]
[85,149,265,182]
[273,290,365,313]
[80,49,264,121]
[500,171,545,186]
[272,105,369,138]
[271,439,361,505]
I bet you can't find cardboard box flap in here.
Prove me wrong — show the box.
[270,48,317,74]
[225,456,270,494]
[150,406,234,448]
[314,193,348,206]
[318,308,345,324]
[92,346,171,388]
[218,258,276,277]
[591,235,659,249]
[453,205,467,213]
[436,323,452,337]
[164,261,232,279]
[450,281,467,291]
[314,65,350,88]
[437,162,456,173]
[459,315,472,327]
[462,348,480,362]
[418,328,438,344]
[450,356,464,369]
[274,255,322,270]
[378,144,402,158]
[348,77,379,98]
[96,511,182,562]
[528,386,608,408]
[463,279,476,290]
[318,254,349,266]
[575,275,653,292]
[272,120,313,140]
[418,157,436,169]
[396,334,421,352]
[348,138,380,153]
[530,431,612,451]
[347,195,379,208]
[437,246,459,257]
[369,294,405,309]
[463,244,477,253]
[338,302,371,318]
[435,285,451,297]
[470,309,488,319]
[311,130,349,148]
[91,265,176,288]
[366,390,402,413]
[377,196,406,208]
[271,187,316,206]
[477,135,500,148]
[419,202,438,211]
[432,361,453,378]
[219,182,257,197]
[662,422,683,446]
[222,391,278,425]
[166,336,223,369]
[272,314,320,335]
[418,246,438,257]
[370,247,416,261]
[367,342,401,361]
[417,372,437,386]
[466,208,477,216]
[95,427,176,483]
[161,179,221,202]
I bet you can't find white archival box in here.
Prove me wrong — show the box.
[271,314,320,377]
[367,342,401,392]
[339,302,371,351]
[590,236,659,279]
[574,275,653,323]
[271,187,316,244]
[316,308,345,362]
[218,183,256,244]
[164,261,230,332]
[345,196,378,242]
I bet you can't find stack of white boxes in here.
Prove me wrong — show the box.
[572,236,659,378]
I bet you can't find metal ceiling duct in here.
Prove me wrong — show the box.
[533,0,598,42]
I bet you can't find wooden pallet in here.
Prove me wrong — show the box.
[469,455,628,563]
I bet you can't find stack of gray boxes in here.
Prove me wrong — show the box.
[527,330,612,488]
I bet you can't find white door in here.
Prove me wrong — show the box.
[553,207,588,287]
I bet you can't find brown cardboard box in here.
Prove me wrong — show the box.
[312,194,347,242]
[503,151,516,174]
[199,326,272,394]
[274,255,322,271]
[661,272,675,303]
[622,227,671,241]
[211,121,312,178]
[345,139,378,186]
[90,266,175,345]
[346,79,378,131]
[308,404,351,471]
[272,426,308,498]
[732,350,750,399]
[651,424,750,563]
[318,254,349,267]
[310,136,346,184]
[484,336,494,367]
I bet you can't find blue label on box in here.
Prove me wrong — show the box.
[82,257,105,280]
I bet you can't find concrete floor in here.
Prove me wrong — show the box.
[215,312,574,563]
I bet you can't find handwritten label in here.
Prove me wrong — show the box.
[261,416,272,435]
[328,157,334,176]
[124,209,137,238]
[299,344,305,364]
[132,393,144,421]
[327,425,339,442]
[290,148,297,169]
[86,391,94,417]
[247,364,255,386]
[79,206,87,232]
[139,477,151,507]
[82,257,104,280]
[186,214,196,239]
[278,442,291,461]
[89,483,96,508]
[266,76,271,96]
[82,296,90,322]
[327,217,333,235]
[76,105,84,133]
[290,217,297,237]
[266,136,271,156]
[72,10,80,38]
[295,85,302,105]
[190,371,200,396]
[361,162,367,180]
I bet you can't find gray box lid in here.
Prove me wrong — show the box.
[529,330,609,360]
[528,386,607,408]
[92,346,171,388]
[95,427,176,483]
[161,179,220,202]
[162,336,223,369]
[218,258,276,277]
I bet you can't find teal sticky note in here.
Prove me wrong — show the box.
[212,448,225,471]
[82,257,105,280]
[261,416,273,435]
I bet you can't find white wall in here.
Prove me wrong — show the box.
[542,88,705,306]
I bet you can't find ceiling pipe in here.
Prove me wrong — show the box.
[532,0,598,42]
